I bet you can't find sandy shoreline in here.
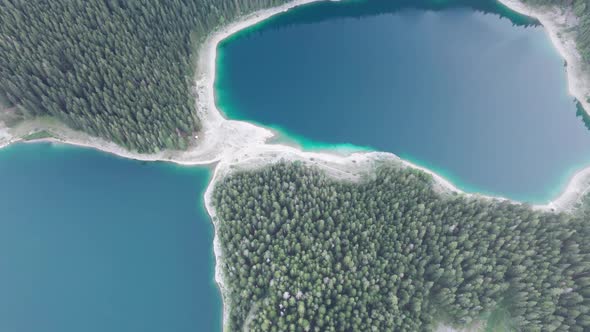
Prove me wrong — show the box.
[496,0,590,213]
[498,0,590,116]
[2,0,590,329]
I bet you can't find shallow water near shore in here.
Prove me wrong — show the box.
[216,0,590,203]
[0,143,221,332]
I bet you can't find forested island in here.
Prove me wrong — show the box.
[0,0,289,152]
[213,161,590,331]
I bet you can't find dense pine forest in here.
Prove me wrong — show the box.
[1,0,590,152]
[0,0,288,152]
[213,162,590,331]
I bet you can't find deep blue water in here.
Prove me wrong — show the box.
[216,0,590,203]
[0,143,221,332]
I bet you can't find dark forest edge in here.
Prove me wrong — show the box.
[1,0,590,153]
[213,161,590,331]
[0,0,290,153]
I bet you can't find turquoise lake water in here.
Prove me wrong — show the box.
[0,143,221,332]
[3,1,590,330]
[215,0,590,203]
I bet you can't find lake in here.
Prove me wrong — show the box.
[2,0,589,330]
[215,0,590,203]
[0,143,221,332]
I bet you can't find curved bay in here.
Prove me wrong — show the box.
[216,0,590,203]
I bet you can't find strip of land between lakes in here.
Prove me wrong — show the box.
[0,0,588,211]
[2,0,590,329]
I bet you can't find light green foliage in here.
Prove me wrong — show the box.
[214,162,590,331]
[22,130,54,141]
[0,0,289,153]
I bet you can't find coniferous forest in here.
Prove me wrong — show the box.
[214,162,590,331]
[1,0,590,152]
[0,0,288,152]
[1,0,590,331]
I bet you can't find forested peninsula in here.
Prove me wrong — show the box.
[0,0,289,152]
[213,162,590,331]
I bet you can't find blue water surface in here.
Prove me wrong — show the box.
[216,0,590,203]
[0,143,221,332]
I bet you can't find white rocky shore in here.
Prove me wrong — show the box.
[1,0,590,329]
